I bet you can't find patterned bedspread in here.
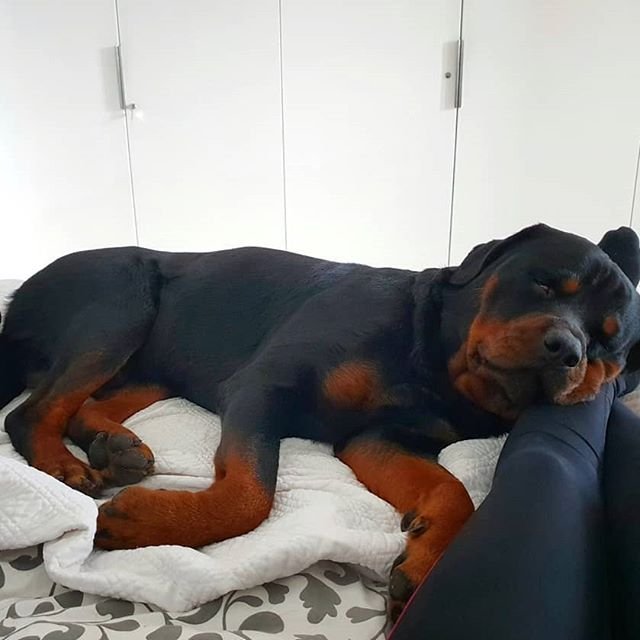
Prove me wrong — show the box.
[1,546,390,639]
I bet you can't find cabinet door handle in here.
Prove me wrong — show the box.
[442,39,464,110]
[115,44,137,112]
[455,39,464,109]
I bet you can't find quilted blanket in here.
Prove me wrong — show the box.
[0,392,505,611]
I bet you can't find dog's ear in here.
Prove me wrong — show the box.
[598,227,640,287]
[449,224,548,286]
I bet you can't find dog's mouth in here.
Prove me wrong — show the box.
[469,345,587,406]
[471,347,512,374]
[456,343,614,419]
[471,346,585,402]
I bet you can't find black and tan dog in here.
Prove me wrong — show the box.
[2,223,640,615]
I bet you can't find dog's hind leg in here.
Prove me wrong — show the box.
[67,385,169,487]
[5,305,156,496]
[95,384,284,549]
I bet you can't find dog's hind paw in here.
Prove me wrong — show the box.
[88,432,154,486]
[42,456,104,497]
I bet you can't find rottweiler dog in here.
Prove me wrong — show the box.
[1,223,640,615]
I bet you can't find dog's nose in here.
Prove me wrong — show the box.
[543,328,583,368]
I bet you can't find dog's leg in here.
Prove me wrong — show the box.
[337,431,473,620]
[5,352,130,496]
[95,387,282,549]
[4,308,155,496]
[67,386,168,487]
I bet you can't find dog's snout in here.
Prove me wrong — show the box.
[543,328,583,368]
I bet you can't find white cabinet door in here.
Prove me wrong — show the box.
[450,0,640,264]
[281,0,460,270]
[0,0,136,279]
[117,0,285,252]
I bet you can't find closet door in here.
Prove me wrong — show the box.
[0,0,136,279]
[450,0,640,264]
[281,0,461,270]
[117,0,285,252]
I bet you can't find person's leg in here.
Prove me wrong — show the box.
[604,400,640,639]
[390,385,616,640]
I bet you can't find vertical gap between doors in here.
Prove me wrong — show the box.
[114,0,140,246]
[447,0,465,266]
[630,140,640,229]
[278,0,289,250]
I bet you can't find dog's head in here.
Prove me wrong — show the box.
[443,224,640,419]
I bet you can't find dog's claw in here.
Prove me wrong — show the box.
[401,511,429,537]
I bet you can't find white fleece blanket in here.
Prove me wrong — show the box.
[0,395,505,610]
[0,282,506,611]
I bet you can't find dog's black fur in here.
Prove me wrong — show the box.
[2,223,640,614]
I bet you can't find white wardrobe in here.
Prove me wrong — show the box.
[449,0,640,263]
[2,0,639,279]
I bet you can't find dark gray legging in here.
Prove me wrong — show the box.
[605,400,640,639]
[390,381,640,640]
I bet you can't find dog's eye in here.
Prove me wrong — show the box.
[534,280,554,297]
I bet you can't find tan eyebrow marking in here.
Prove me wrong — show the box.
[603,316,619,337]
[561,278,581,295]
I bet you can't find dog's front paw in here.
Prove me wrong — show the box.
[388,511,433,621]
[95,486,162,549]
[388,483,474,622]
[95,486,206,550]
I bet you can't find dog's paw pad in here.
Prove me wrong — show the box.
[89,432,154,486]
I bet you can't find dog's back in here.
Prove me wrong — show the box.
[0,245,411,408]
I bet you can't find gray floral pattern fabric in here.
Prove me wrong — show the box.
[0,546,390,639]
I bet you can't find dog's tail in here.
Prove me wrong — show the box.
[0,315,24,409]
